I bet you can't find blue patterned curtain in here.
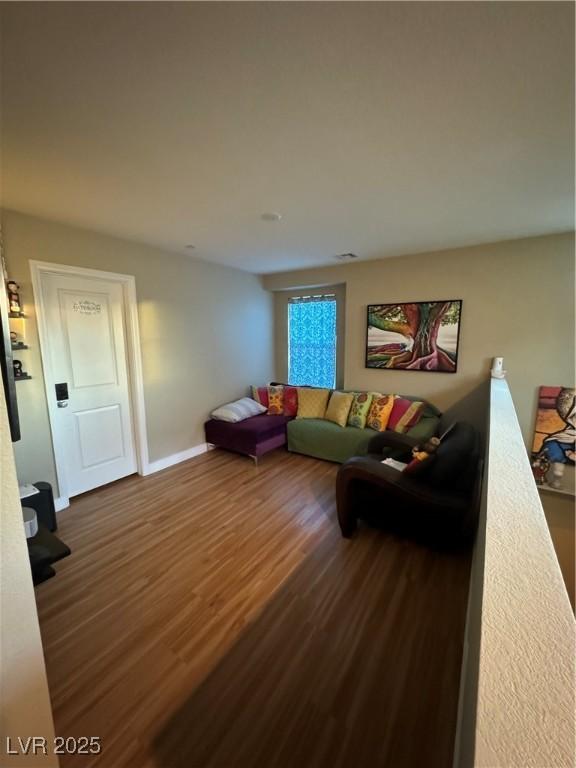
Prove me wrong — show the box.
[288,297,337,388]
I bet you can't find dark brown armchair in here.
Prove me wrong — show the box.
[336,421,483,544]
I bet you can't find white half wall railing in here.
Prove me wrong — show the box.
[455,378,575,768]
[0,387,58,766]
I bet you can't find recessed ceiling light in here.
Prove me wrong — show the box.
[261,212,282,222]
[185,244,195,249]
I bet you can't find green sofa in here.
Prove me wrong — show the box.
[287,397,441,464]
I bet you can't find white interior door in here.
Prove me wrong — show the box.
[39,271,137,497]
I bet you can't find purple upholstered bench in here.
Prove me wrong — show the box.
[204,414,292,463]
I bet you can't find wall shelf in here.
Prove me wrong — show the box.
[9,312,26,319]
[15,374,32,381]
[11,343,29,350]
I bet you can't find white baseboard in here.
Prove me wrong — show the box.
[53,446,210,507]
[54,496,70,512]
[143,443,211,475]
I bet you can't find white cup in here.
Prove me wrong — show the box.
[22,507,38,539]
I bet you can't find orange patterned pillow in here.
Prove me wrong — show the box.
[267,385,285,415]
[367,393,395,432]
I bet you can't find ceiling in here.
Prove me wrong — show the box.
[1,2,574,274]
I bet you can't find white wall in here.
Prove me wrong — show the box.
[2,209,274,494]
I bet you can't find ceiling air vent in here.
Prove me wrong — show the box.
[334,252,359,262]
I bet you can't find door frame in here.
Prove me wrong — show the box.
[30,260,150,508]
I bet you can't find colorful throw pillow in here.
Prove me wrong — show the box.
[267,385,285,415]
[211,397,267,423]
[296,387,330,419]
[347,392,373,429]
[388,397,425,434]
[251,385,270,409]
[283,386,298,417]
[367,393,395,432]
[325,391,354,427]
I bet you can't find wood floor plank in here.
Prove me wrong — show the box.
[35,449,471,767]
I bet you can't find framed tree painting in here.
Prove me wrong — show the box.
[365,300,462,372]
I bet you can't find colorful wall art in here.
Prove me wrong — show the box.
[531,386,576,487]
[366,300,462,372]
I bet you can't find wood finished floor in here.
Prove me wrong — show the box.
[35,449,471,768]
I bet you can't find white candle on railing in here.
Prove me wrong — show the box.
[491,357,506,378]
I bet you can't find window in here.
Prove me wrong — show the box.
[288,294,337,388]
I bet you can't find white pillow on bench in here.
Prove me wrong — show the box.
[211,397,267,423]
